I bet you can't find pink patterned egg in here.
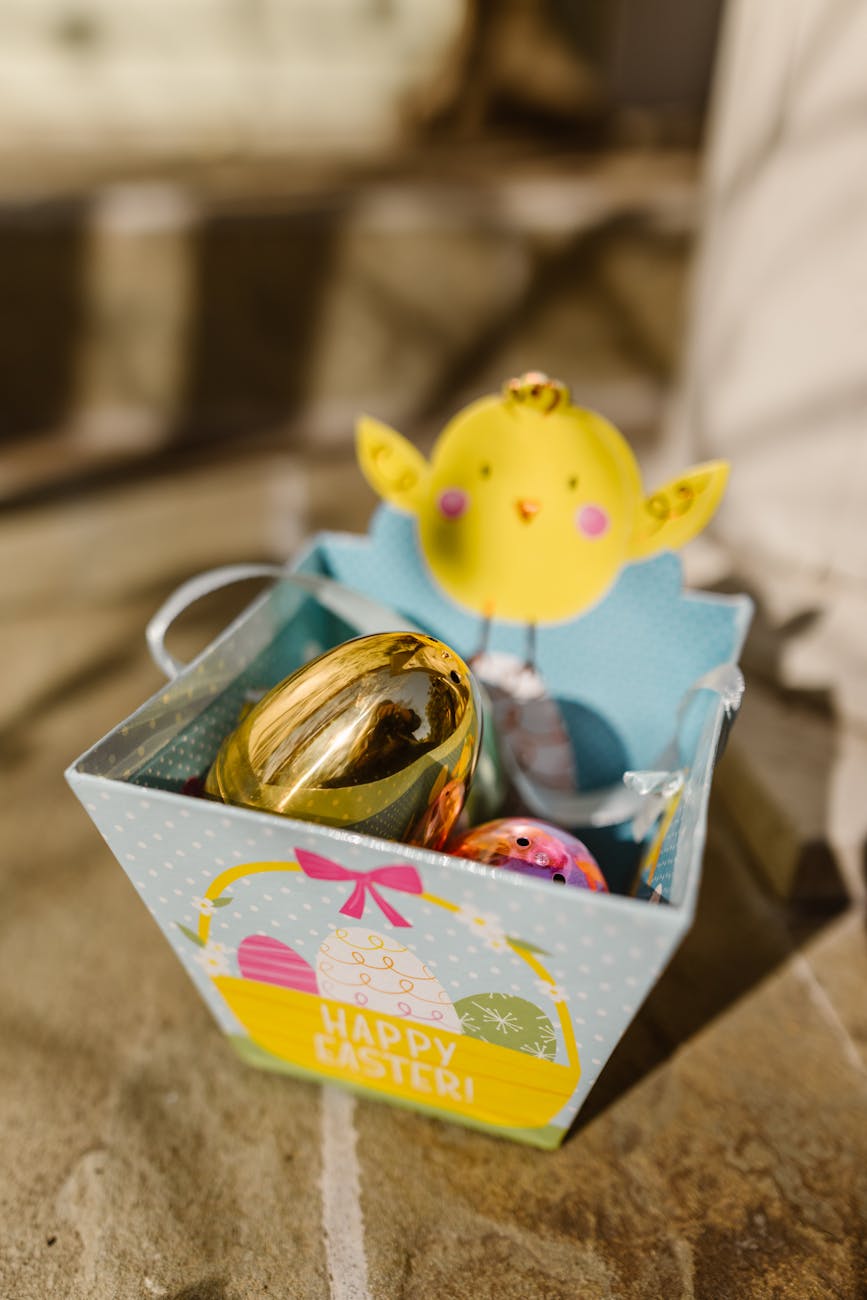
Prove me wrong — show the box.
[238,935,319,994]
[449,817,608,891]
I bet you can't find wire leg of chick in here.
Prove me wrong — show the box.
[468,605,494,667]
[523,622,537,672]
[469,617,537,672]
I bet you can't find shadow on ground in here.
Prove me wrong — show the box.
[573,574,851,1132]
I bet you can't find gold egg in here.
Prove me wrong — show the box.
[204,632,481,850]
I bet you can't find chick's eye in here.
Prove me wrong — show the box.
[480,464,492,478]
[567,475,579,490]
[515,836,530,848]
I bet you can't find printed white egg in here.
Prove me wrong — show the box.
[316,926,461,1034]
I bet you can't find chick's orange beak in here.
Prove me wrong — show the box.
[515,498,541,523]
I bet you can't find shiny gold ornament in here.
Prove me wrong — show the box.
[204,632,481,850]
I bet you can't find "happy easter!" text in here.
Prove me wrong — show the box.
[313,1002,474,1103]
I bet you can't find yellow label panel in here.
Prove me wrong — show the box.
[216,978,579,1131]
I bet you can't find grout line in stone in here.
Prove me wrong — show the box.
[792,942,867,1085]
[320,1087,372,1300]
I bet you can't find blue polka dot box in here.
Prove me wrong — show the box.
[66,506,751,1149]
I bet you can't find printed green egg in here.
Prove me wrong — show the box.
[204,631,481,849]
[454,992,557,1060]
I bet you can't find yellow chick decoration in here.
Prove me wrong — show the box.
[357,373,728,627]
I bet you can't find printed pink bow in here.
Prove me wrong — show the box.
[295,848,423,928]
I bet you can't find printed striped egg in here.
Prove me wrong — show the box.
[237,934,319,995]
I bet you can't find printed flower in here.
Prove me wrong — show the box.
[536,979,569,1005]
[482,932,510,954]
[454,905,506,945]
[194,941,231,977]
[192,897,216,916]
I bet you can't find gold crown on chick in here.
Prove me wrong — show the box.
[356,372,729,626]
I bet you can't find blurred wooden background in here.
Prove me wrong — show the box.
[0,0,722,502]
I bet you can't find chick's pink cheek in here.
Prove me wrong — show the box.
[577,504,609,538]
[438,488,469,520]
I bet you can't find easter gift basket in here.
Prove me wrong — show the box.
[67,376,751,1149]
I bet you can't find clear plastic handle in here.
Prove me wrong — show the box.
[145,562,421,680]
[505,661,745,831]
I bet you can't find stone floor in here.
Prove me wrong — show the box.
[2,446,866,1299]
